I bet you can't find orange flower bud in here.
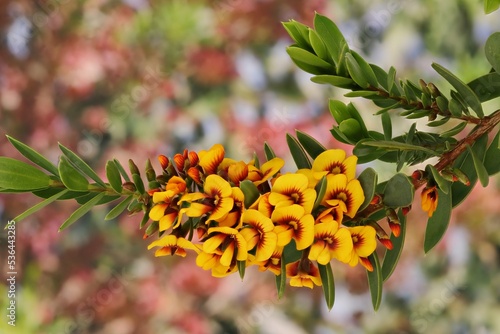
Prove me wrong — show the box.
[173,153,185,172]
[158,155,169,170]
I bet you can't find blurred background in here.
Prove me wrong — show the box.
[0,0,499,333]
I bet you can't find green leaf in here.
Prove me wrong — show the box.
[425,164,451,194]
[439,122,467,138]
[104,196,133,220]
[330,126,355,145]
[282,240,302,264]
[14,189,69,222]
[383,173,414,208]
[58,156,89,191]
[311,75,355,89]
[289,58,324,75]
[7,135,59,176]
[264,142,276,161]
[387,66,397,93]
[366,253,383,311]
[0,157,51,191]
[286,47,333,70]
[282,20,311,50]
[361,140,438,156]
[240,180,260,209]
[448,98,465,117]
[485,0,500,14]
[106,160,123,193]
[75,193,120,205]
[308,28,329,62]
[58,192,106,231]
[370,64,389,91]
[113,159,131,182]
[427,117,450,127]
[467,72,500,102]
[484,129,500,175]
[318,263,335,310]
[59,143,106,187]
[296,130,326,159]
[374,102,401,115]
[486,32,500,73]
[345,53,369,89]
[344,91,378,97]
[467,145,489,187]
[381,112,392,140]
[338,119,363,142]
[286,133,312,169]
[132,173,146,194]
[357,168,378,211]
[328,100,350,124]
[451,133,488,207]
[432,63,484,118]
[382,209,407,281]
[346,102,369,137]
[314,13,348,68]
[313,176,327,212]
[237,260,246,280]
[275,255,287,299]
[424,188,452,253]
[350,50,379,88]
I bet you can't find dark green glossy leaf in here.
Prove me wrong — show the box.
[240,180,260,209]
[344,91,378,97]
[282,239,302,264]
[424,188,452,253]
[382,209,407,281]
[275,255,287,299]
[59,143,106,187]
[330,126,355,145]
[328,100,350,123]
[439,122,467,138]
[113,159,131,182]
[58,192,106,231]
[351,50,379,87]
[0,157,51,191]
[467,72,500,102]
[132,173,146,194]
[14,189,69,222]
[264,142,276,161]
[370,64,389,91]
[296,130,326,159]
[426,164,451,194]
[106,160,123,193]
[318,263,335,310]
[466,145,489,187]
[381,112,392,140]
[357,168,378,211]
[432,63,484,118]
[59,156,89,191]
[361,140,438,156]
[238,260,246,280]
[311,75,355,89]
[346,103,369,137]
[338,119,363,142]
[345,52,369,88]
[313,176,327,212]
[484,129,499,175]
[383,173,414,208]
[427,117,450,127]
[448,98,464,117]
[7,135,59,176]
[366,253,382,311]
[105,196,133,220]
[286,133,312,169]
[485,32,500,73]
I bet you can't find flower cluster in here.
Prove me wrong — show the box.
[146,144,380,289]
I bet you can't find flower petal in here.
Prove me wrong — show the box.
[149,203,167,221]
[198,144,225,175]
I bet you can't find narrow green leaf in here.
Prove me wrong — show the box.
[382,209,407,281]
[435,96,449,113]
[426,164,451,194]
[424,188,452,253]
[432,63,484,118]
[347,102,369,136]
[296,130,326,159]
[132,173,146,194]
[448,98,464,117]
[381,112,392,140]
[286,133,312,169]
[14,189,69,222]
[275,255,287,299]
[140,211,150,228]
[366,253,383,311]
[405,110,430,119]
[237,260,246,280]
[311,75,355,89]
[427,117,450,127]
[59,143,106,187]
[104,196,133,220]
[467,72,500,102]
[313,176,327,212]
[282,240,302,264]
[485,32,500,73]
[357,168,378,211]
[113,159,131,182]
[328,100,350,123]
[59,156,89,191]
[370,64,389,91]
[338,119,363,142]
[345,53,369,88]
[314,13,348,67]
[309,28,329,62]
[439,122,467,138]
[361,140,438,156]
[290,58,324,75]
[318,263,335,310]
[106,160,123,193]
[240,180,260,209]
[383,173,414,208]
[58,192,106,231]
[286,47,333,70]
[350,50,379,87]
[282,20,311,50]
[375,103,401,115]
[387,66,397,93]
[330,126,355,145]
[264,142,276,161]
[485,0,500,13]
[466,145,489,187]
[0,157,51,191]
[484,129,499,175]
[7,135,59,176]
[344,91,378,97]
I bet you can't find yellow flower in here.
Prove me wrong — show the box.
[239,209,277,262]
[247,157,285,186]
[217,187,245,228]
[253,246,283,275]
[195,251,237,277]
[268,173,316,214]
[309,218,353,265]
[312,149,358,181]
[149,176,187,231]
[271,204,314,250]
[147,235,198,257]
[198,144,225,175]
[347,226,377,271]
[202,226,248,266]
[323,174,364,219]
[421,185,438,217]
[181,174,234,223]
[286,260,322,289]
